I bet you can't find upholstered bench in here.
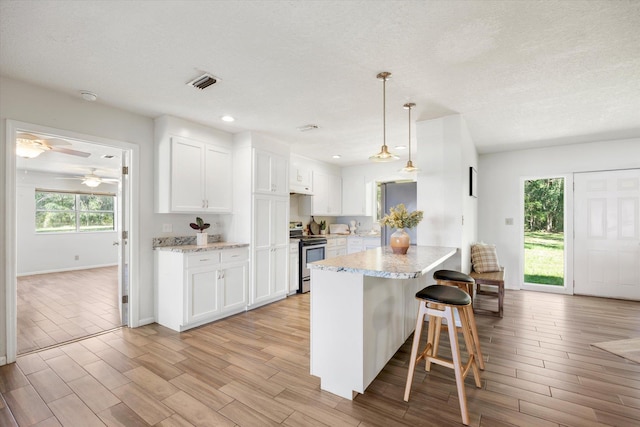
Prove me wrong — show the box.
[470,267,505,318]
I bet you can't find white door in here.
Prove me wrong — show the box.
[117,153,130,325]
[574,169,640,300]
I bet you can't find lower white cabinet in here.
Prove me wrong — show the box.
[289,242,299,294]
[346,236,381,254]
[156,247,249,332]
[326,237,347,259]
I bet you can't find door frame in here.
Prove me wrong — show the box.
[519,174,574,295]
[4,119,140,363]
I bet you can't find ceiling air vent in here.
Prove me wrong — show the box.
[187,73,219,90]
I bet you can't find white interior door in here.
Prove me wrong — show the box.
[117,151,130,325]
[574,169,640,300]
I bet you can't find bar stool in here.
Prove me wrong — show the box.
[433,270,485,370]
[404,285,481,425]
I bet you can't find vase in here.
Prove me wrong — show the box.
[390,228,410,254]
[196,232,208,246]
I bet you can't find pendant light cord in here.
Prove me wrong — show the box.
[382,76,387,149]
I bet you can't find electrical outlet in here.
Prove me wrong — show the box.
[162,223,172,232]
[505,218,514,225]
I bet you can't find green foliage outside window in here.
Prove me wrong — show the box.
[35,191,115,233]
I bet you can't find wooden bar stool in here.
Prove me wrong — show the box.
[404,285,481,425]
[433,270,485,370]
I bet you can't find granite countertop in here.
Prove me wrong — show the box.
[154,242,249,253]
[308,245,457,279]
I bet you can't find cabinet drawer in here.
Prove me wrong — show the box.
[221,247,249,263]
[186,251,220,268]
[334,237,347,246]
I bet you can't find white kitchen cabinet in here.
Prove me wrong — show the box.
[301,172,342,216]
[326,236,347,259]
[254,149,289,196]
[252,195,289,306]
[290,163,313,194]
[155,247,249,332]
[342,175,372,216]
[346,235,381,254]
[159,136,232,213]
[347,236,363,254]
[289,241,299,294]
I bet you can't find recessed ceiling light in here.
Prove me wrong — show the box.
[80,90,97,102]
[221,115,235,122]
[332,155,341,159]
[395,145,407,150]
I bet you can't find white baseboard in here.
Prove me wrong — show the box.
[17,263,118,277]
[0,356,7,366]
[137,317,155,327]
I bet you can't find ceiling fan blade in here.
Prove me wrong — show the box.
[50,146,91,158]
[55,176,85,180]
[43,137,71,146]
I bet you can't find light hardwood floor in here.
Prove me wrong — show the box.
[1,290,639,426]
[17,267,121,355]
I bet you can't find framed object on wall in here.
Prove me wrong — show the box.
[470,166,478,197]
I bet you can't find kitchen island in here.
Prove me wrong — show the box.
[308,245,457,399]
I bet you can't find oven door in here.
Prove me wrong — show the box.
[300,244,326,293]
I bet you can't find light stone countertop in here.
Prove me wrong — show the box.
[308,245,457,279]
[154,241,249,253]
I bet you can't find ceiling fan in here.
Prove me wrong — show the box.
[16,132,91,159]
[57,168,119,188]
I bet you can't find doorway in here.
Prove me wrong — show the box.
[5,120,136,362]
[574,169,640,300]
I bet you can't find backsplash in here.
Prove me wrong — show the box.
[153,234,222,248]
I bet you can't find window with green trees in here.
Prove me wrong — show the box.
[523,178,564,286]
[35,191,115,233]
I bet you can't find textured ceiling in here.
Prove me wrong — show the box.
[1,0,639,167]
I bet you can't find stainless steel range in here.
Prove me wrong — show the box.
[290,222,327,293]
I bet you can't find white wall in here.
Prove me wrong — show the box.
[415,115,479,272]
[1,76,157,360]
[16,171,118,275]
[478,138,640,290]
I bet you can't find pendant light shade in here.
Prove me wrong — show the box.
[400,103,420,173]
[369,72,399,162]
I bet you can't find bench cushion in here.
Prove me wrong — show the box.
[471,243,501,273]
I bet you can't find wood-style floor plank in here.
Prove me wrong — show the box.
[1,289,638,426]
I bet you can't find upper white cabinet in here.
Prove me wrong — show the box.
[290,163,313,194]
[342,175,372,216]
[155,116,234,214]
[157,136,232,213]
[254,149,288,196]
[301,171,342,216]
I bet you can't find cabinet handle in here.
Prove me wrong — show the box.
[200,258,211,262]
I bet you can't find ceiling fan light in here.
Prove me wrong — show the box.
[83,178,101,188]
[16,142,45,158]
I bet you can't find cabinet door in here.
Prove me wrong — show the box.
[204,144,232,212]
[272,246,288,295]
[272,197,289,246]
[327,174,342,215]
[342,175,366,215]
[254,149,272,194]
[289,250,299,294]
[186,267,218,324]
[271,154,289,196]
[253,248,271,302]
[220,263,248,313]
[171,138,204,212]
[313,172,329,215]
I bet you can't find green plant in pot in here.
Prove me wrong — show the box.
[380,204,423,254]
[319,220,327,235]
[190,217,210,246]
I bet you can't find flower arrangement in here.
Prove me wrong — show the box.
[380,204,423,229]
[189,217,210,233]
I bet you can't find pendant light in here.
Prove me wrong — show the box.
[369,72,399,162]
[400,102,420,173]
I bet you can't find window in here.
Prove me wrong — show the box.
[35,190,115,233]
